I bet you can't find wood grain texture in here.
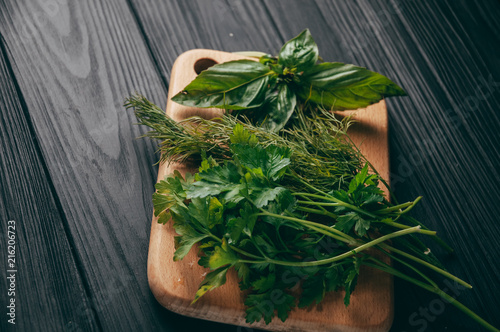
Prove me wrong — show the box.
[0,0,498,331]
[0,0,168,330]
[148,49,392,332]
[131,0,500,331]
[0,41,98,332]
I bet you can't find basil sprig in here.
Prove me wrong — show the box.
[172,29,406,131]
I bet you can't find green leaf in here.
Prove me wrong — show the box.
[299,275,325,308]
[253,187,288,209]
[152,192,172,217]
[198,156,218,172]
[362,194,384,206]
[157,210,172,225]
[298,62,407,110]
[185,197,224,230]
[354,217,371,237]
[350,163,370,193]
[335,212,371,237]
[172,222,209,261]
[343,260,360,306]
[259,84,297,133]
[241,203,258,237]
[268,189,296,214]
[229,123,259,146]
[325,265,344,292]
[187,162,242,199]
[231,143,291,181]
[278,29,318,72]
[251,273,276,293]
[153,171,193,220]
[156,170,193,195]
[192,266,230,304]
[253,235,280,257]
[209,197,224,226]
[226,217,246,244]
[208,239,239,269]
[245,289,296,324]
[171,60,272,110]
[334,212,358,233]
[234,262,251,288]
[259,54,277,66]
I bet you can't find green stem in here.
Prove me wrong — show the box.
[298,194,338,218]
[436,292,500,332]
[379,243,471,289]
[397,196,421,215]
[296,200,340,207]
[241,226,422,267]
[401,215,454,253]
[296,206,338,219]
[231,245,263,260]
[377,201,414,213]
[364,259,499,332]
[374,219,436,236]
[209,234,262,260]
[294,193,379,219]
[368,252,438,289]
[258,211,355,243]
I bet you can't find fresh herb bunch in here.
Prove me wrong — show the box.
[126,29,500,331]
[150,123,439,324]
[172,29,406,132]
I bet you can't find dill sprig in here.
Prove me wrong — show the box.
[126,94,364,193]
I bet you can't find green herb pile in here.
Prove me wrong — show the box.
[126,29,499,332]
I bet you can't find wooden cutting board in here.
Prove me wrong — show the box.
[147,49,393,332]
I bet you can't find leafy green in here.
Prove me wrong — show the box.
[145,124,454,324]
[187,162,242,200]
[192,266,230,304]
[172,60,272,110]
[172,221,209,261]
[298,62,407,110]
[278,29,318,72]
[171,29,406,132]
[258,84,297,133]
[245,287,296,324]
[208,239,239,269]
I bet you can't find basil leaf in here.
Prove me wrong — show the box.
[259,84,297,132]
[298,62,407,110]
[171,60,272,110]
[278,29,318,72]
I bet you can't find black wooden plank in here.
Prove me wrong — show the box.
[0,0,171,330]
[126,0,284,83]
[129,0,500,331]
[0,39,99,332]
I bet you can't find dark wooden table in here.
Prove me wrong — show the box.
[1,1,499,331]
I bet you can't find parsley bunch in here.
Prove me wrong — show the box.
[152,124,433,323]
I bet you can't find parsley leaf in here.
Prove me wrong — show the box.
[208,239,239,269]
[192,266,230,304]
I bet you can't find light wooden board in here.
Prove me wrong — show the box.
[148,49,392,332]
